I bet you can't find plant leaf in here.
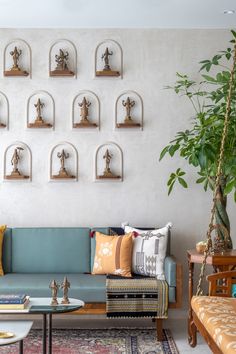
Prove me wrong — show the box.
[178,177,188,188]
[159,146,169,161]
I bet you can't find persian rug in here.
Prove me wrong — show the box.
[106,275,168,318]
[3,328,179,354]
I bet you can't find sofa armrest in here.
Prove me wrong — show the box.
[164,256,177,287]
[165,256,183,308]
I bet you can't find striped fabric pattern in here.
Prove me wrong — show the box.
[106,275,168,318]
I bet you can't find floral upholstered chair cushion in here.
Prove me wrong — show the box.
[191,295,236,354]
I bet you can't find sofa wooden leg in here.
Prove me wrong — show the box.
[156,319,164,341]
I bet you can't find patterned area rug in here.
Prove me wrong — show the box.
[2,328,179,354]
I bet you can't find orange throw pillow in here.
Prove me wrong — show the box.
[92,232,133,277]
[0,225,7,276]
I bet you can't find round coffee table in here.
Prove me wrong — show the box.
[0,297,84,354]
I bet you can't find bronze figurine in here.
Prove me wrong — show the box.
[60,276,70,304]
[55,49,69,71]
[73,97,97,128]
[122,97,135,123]
[52,149,75,179]
[10,46,22,71]
[49,280,59,306]
[50,48,74,77]
[96,47,120,77]
[34,98,44,123]
[98,149,121,179]
[5,147,29,179]
[101,47,113,71]
[4,46,29,76]
[79,97,91,123]
[28,98,52,128]
[117,97,141,128]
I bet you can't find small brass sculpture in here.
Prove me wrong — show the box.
[50,49,74,77]
[4,46,29,76]
[102,47,113,71]
[0,101,6,128]
[52,149,75,179]
[74,97,97,128]
[49,280,59,306]
[60,276,70,304]
[98,149,120,179]
[96,47,120,77]
[117,97,141,128]
[28,98,52,128]
[79,97,91,123]
[5,147,29,179]
[122,97,135,123]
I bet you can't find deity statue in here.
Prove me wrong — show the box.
[101,47,113,71]
[60,276,70,304]
[102,149,114,177]
[10,46,22,71]
[78,97,91,123]
[34,98,45,123]
[122,97,135,123]
[10,147,24,176]
[55,49,69,71]
[49,280,59,306]
[57,149,70,177]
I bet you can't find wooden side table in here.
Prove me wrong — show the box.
[187,249,236,347]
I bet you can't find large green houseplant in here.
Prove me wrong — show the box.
[159,31,236,249]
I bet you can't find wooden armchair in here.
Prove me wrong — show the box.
[207,270,236,296]
[191,270,236,354]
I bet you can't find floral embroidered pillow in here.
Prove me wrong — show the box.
[125,223,172,280]
[92,232,133,277]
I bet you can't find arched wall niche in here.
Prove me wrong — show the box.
[49,39,77,78]
[49,142,78,181]
[27,90,55,129]
[72,90,100,129]
[4,141,32,181]
[95,39,123,78]
[95,142,123,182]
[3,39,32,78]
[115,90,143,129]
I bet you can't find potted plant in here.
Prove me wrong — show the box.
[159,30,236,250]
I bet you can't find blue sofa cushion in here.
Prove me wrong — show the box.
[11,228,91,273]
[0,273,176,303]
[0,273,106,302]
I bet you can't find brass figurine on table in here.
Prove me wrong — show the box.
[98,149,120,179]
[0,101,6,128]
[117,97,140,128]
[52,149,75,179]
[4,46,29,76]
[74,97,97,128]
[96,47,120,77]
[49,280,59,306]
[28,98,52,128]
[60,276,70,304]
[5,147,29,180]
[50,48,74,77]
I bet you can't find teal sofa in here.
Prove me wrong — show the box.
[0,227,182,338]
